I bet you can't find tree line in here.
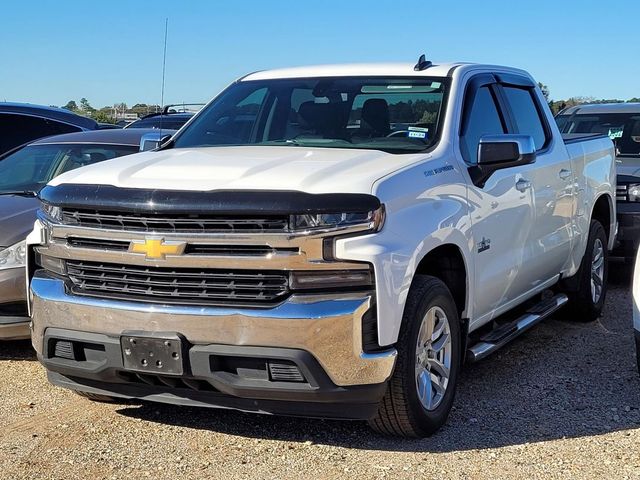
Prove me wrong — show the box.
[537,83,640,115]
[58,99,161,124]
[57,86,640,124]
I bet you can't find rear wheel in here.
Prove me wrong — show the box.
[564,219,608,322]
[368,275,460,437]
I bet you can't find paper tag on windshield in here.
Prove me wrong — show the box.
[409,131,427,139]
[408,126,428,139]
[609,127,624,139]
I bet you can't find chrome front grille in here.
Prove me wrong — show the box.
[61,209,290,233]
[617,184,628,202]
[66,237,299,257]
[65,260,290,306]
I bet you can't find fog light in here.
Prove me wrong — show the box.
[268,361,305,382]
[53,340,75,360]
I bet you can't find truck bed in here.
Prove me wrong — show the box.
[562,133,607,144]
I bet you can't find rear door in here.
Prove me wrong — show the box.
[460,74,536,322]
[497,76,573,289]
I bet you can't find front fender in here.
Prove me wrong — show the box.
[336,161,472,347]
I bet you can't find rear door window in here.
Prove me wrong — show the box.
[502,87,548,150]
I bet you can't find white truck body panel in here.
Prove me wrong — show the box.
[40,63,617,348]
[48,145,425,195]
[27,61,617,424]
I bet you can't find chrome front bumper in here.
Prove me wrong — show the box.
[30,272,396,387]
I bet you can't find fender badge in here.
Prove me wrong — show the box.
[477,237,491,253]
[424,164,454,177]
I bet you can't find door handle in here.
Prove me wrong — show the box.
[559,169,572,180]
[516,179,532,192]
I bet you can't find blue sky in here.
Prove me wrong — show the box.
[1,0,637,108]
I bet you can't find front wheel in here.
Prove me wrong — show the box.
[368,275,461,437]
[564,219,608,322]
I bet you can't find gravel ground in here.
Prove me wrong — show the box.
[1,266,640,479]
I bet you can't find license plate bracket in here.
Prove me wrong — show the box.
[120,333,184,375]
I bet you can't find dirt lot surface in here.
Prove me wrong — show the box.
[1,266,640,479]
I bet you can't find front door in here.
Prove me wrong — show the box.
[459,76,536,323]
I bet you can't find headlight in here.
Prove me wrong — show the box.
[40,202,63,222]
[628,184,640,202]
[0,241,26,270]
[291,206,385,232]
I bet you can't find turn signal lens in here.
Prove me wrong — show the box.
[290,270,373,290]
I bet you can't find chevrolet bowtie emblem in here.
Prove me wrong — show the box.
[129,238,186,259]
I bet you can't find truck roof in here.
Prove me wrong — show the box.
[241,62,525,81]
[559,103,640,115]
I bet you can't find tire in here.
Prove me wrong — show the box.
[635,334,640,377]
[368,275,461,437]
[633,330,640,375]
[564,219,608,322]
[74,390,119,403]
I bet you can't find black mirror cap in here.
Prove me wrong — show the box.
[478,134,536,165]
[471,134,536,187]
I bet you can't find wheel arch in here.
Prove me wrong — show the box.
[413,244,469,320]
[591,192,614,248]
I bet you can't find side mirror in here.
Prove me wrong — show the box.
[139,132,172,152]
[470,134,536,187]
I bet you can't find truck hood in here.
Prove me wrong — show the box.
[0,195,39,247]
[617,156,640,178]
[48,146,428,194]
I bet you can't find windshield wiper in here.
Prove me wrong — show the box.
[0,190,37,197]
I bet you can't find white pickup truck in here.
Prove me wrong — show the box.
[27,58,616,437]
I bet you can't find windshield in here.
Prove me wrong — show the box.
[556,112,640,156]
[173,77,448,153]
[0,143,138,194]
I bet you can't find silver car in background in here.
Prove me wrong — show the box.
[0,128,174,339]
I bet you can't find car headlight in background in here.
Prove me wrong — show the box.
[0,241,26,270]
[40,203,63,222]
[627,184,640,202]
[291,206,385,232]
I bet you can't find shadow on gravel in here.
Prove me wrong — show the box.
[0,339,36,361]
[117,264,640,452]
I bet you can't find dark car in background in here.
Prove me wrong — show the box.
[556,103,640,261]
[0,103,98,156]
[124,103,204,130]
[0,128,175,340]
